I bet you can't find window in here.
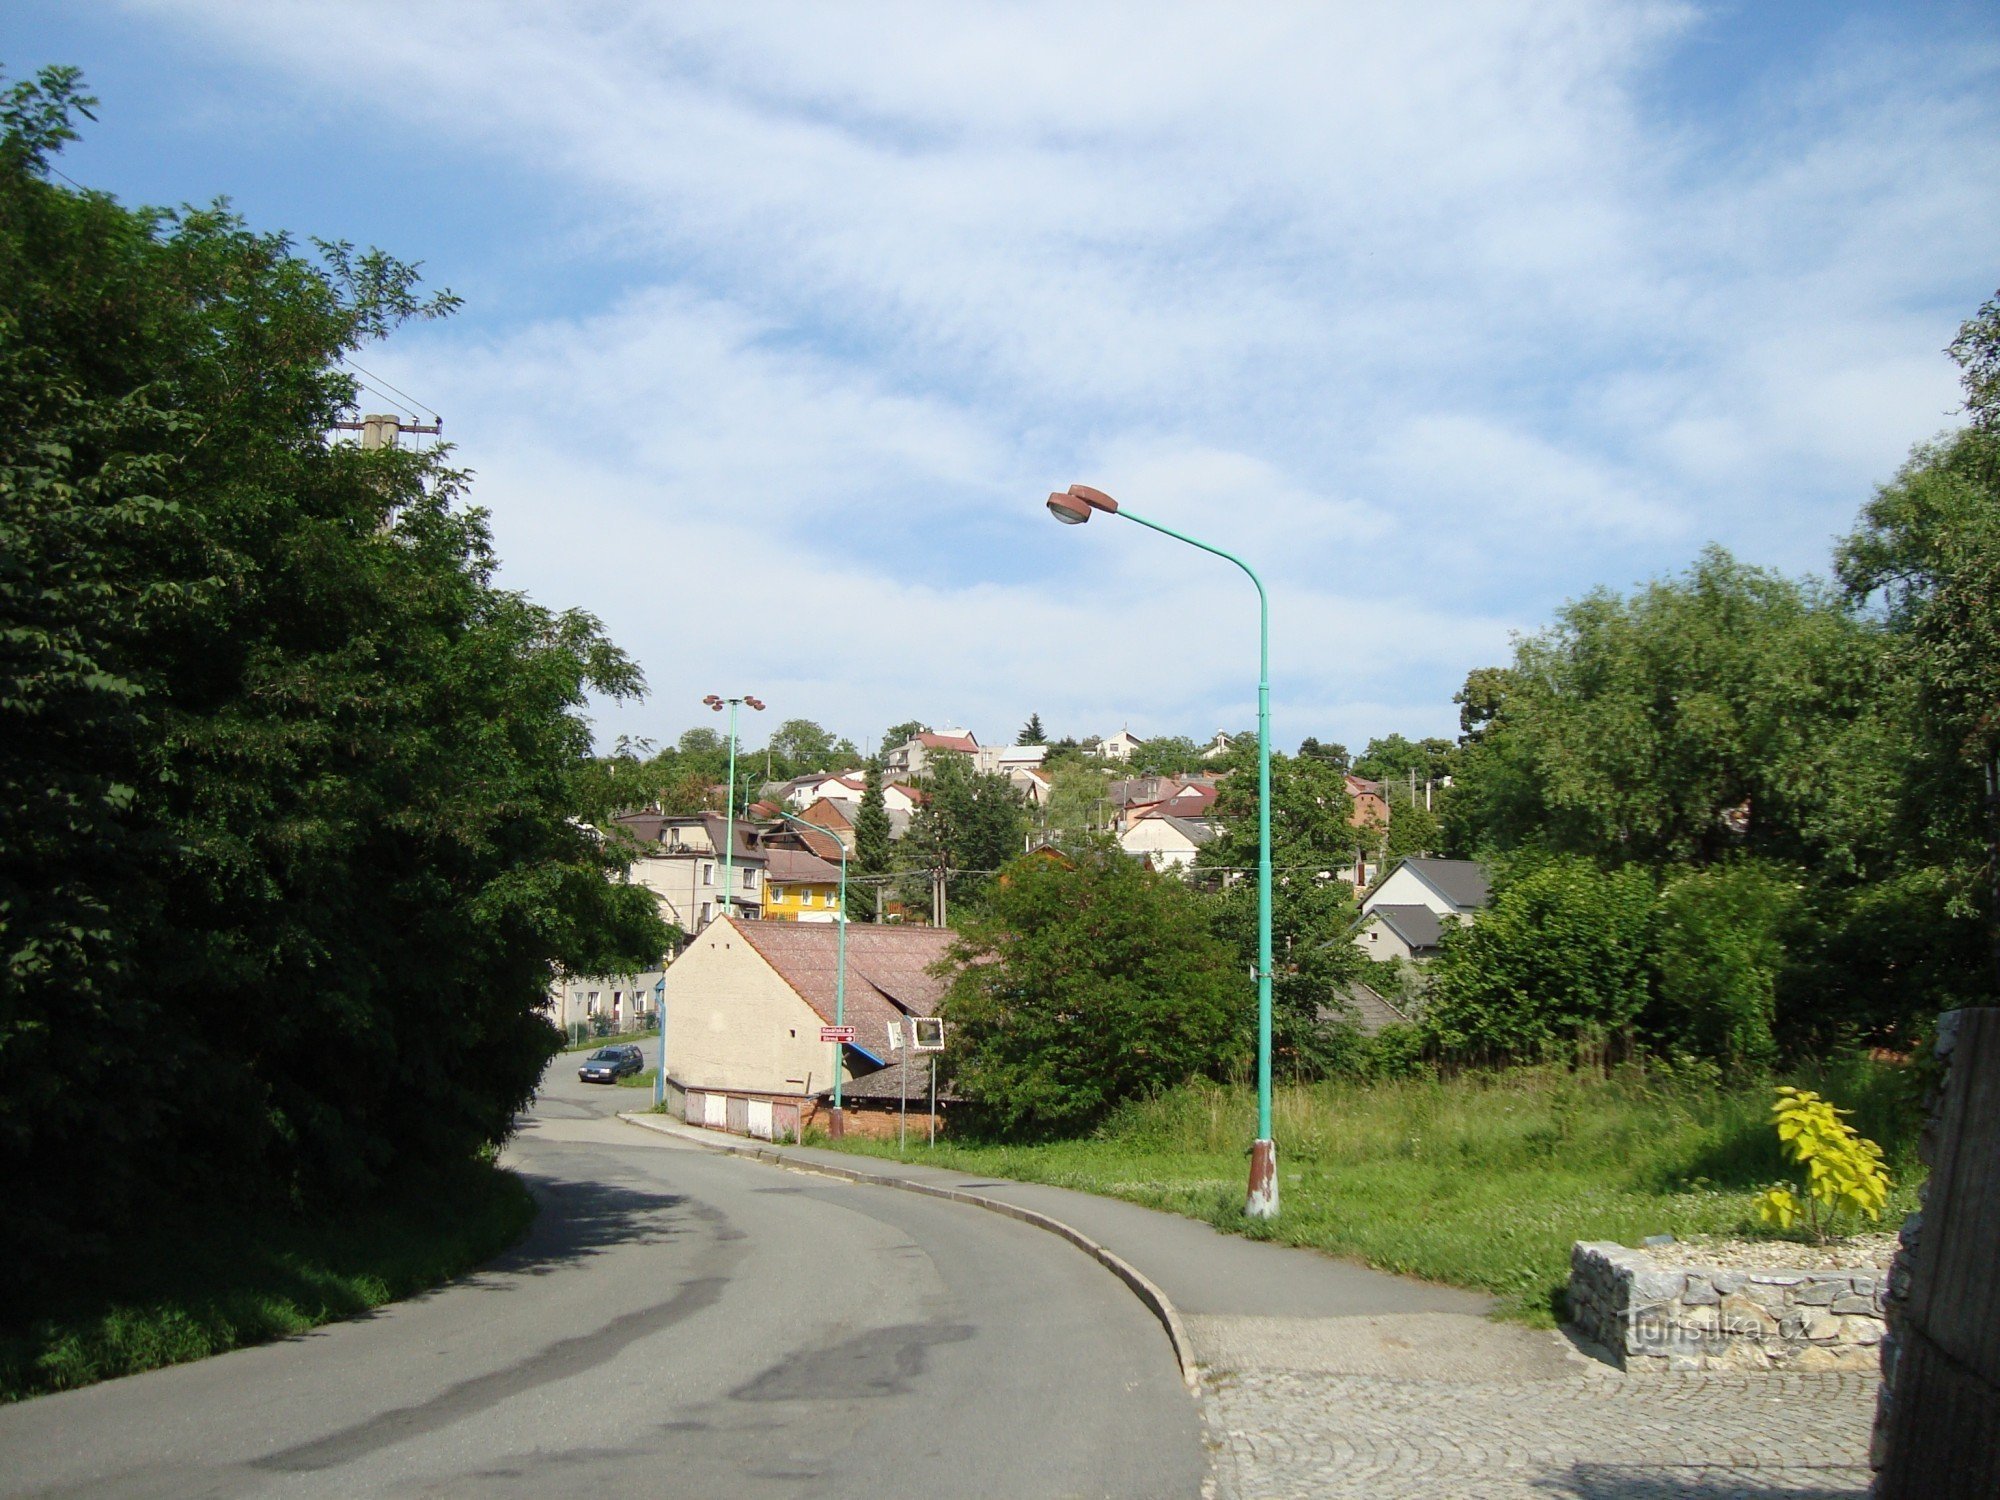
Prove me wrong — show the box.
[743,868,758,889]
[701,862,714,885]
[699,902,712,924]
[804,889,817,906]
[770,885,785,903]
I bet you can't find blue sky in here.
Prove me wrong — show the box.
[10,1,1998,758]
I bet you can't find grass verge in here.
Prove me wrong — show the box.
[829,1058,1921,1326]
[0,1160,536,1403]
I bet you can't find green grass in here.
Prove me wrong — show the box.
[616,1068,658,1089]
[0,1161,536,1402]
[559,1028,656,1053]
[829,1058,1922,1325]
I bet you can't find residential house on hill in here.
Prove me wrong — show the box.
[1118,810,1214,873]
[883,728,979,780]
[1082,728,1146,762]
[760,846,846,923]
[1352,856,1490,963]
[667,918,955,1141]
[617,811,766,931]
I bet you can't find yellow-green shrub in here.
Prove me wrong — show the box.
[1755,1084,1890,1240]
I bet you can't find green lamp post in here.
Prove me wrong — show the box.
[770,804,849,1139]
[701,693,765,931]
[1045,483,1279,1218]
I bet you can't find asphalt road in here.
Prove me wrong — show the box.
[0,1048,1206,1498]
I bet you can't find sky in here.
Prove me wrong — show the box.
[10,1,1999,759]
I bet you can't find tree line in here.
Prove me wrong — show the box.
[0,68,669,1300]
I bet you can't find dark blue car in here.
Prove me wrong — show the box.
[578,1044,643,1083]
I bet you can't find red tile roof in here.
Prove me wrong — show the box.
[730,920,957,1049]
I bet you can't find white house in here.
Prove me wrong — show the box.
[1084,729,1146,762]
[1118,811,1214,873]
[1353,857,1490,963]
[883,728,979,780]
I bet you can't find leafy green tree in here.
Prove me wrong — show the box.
[676,726,724,758]
[1297,737,1350,772]
[1422,857,1656,1061]
[881,719,928,749]
[1352,733,1455,786]
[1203,751,1365,876]
[0,67,669,1292]
[903,753,1028,913]
[1208,874,1367,1079]
[1039,761,1115,845]
[1837,303,2000,991]
[850,758,892,920]
[766,717,837,775]
[1129,735,1204,776]
[1018,712,1046,745]
[938,844,1245,1136]
[1448,548,1898,875]
[1647,861,1802,1066]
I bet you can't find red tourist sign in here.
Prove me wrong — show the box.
[820,1026,856,1044]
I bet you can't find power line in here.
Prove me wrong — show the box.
[340,357,439,423]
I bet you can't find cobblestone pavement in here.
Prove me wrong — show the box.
[1200,1331,1876,1499]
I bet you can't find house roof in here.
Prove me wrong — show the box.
[914,732,978,753]
[1366,904,1445,951]
[729,919,956,1048]
[1321,982,1413,1037]
[827,1051,962,1103]
[800,796,853,830]
[1345,773,1385,796]
[1132,811,1214,846]
[1392,857,1490,911]
[700,813,765,862]
[762,847,844,885]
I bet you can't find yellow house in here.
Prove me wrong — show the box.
[761,846,845,923]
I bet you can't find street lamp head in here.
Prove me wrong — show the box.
[1047,484,1120,525]
[702,694,722,709]
[1046,490,1091,525]
[745,696,766,712]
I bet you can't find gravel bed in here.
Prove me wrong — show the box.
[1630,1231,1897,1272]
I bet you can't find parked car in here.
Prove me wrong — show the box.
[578,1044,644,1084]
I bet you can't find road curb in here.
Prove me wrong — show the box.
[617,1111,1203,1394]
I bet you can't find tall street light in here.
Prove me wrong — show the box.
[1045,483,1280,1219]
[702,693,766,931]
[770,804,849,1139]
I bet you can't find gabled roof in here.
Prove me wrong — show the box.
[914,731,978,753]
[762,847,844,885]
[1390,857,1490,912]
[728,919,956,1048]
[700,813,765,862]
[1132,811,1214,846]
[1321,982,1414,1037]
[1365,904,1445,951]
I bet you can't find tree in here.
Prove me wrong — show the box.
[902,754,1028,915]
[1203,751,1366,876]
[1447,548,1898,875]
[1018,712,1046,745]
[1351,733,1455,786]
[938,844,1245,1136]
[1297,737,1351,772]
[1208,874,1368,1079]
[1422,857,1656,1061]
[881,720,928,750]
[766,717,837,774]
[0,67,669,1292]
[1040,761,1116,845]
[850,758,893,920]
[1129,735,1204,777]
[1837,301,2000,992]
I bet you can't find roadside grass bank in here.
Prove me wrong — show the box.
[830,1058,1922,1325]
[0,1161,535,1402]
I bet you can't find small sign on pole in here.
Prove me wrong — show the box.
[912,1017,946,1053]
[820,1025,856,1044]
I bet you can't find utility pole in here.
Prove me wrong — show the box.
[330,412,442,449]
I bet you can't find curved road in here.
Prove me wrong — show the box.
[0,1048,1207,1498]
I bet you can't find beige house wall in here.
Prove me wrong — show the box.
[1353,915,1421,963]
[1363,865,1466,920]
[664,921,854,1097]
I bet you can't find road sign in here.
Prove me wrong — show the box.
[820,1026,856,1043]
[912,1017,946,1053]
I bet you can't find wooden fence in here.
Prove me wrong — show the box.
[1873,1006,2000,1498]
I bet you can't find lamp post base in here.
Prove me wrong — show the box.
[828,1106,845,1140]
[1245,1137,1278,1219]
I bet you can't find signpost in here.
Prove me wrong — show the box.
[819,1025,855,1044]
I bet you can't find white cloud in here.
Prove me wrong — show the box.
[118,0,2000,750]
